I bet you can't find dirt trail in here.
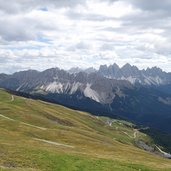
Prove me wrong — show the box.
[0,114,47,130]
[133,129,138,138]
[10,95,14,102]
[155,145,171,158]
[33,138,74,148]
[0,114,15,121]
[122,129,138,139]
[21,122,47,130]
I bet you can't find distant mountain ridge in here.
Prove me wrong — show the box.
[68,63,171,86]
[0,68,132,104]
[0,64,171,133]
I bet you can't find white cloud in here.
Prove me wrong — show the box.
[0,0,171,73]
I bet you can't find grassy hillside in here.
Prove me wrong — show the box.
[0,89,171,171]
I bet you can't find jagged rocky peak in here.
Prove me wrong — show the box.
[113,63,120,68]
[109,63,120,72]
[99,63,119,71]
[121,63,138,71]
[99,64,108,71]
[97,63,171,85]
[99,63,120,77]
[121,63,140,75]
[121,63,132,69]
[145,66,164,75]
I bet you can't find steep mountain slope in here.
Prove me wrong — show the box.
[0,68,171,133]
[0,89,171,171]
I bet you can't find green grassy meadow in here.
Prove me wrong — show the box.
[0,89,171,171]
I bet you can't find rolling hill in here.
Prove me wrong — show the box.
[0,89,171,171]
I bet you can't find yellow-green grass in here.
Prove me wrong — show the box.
[0,89,171,171]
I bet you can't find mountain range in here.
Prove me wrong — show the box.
[69,63,171,86]
[0,64,171,133]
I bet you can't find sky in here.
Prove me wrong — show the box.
[1,0,171,73]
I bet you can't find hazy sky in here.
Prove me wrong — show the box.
[1,0,171,73]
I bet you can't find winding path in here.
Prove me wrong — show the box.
[133,129,138,138]
[122,129,138,139]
